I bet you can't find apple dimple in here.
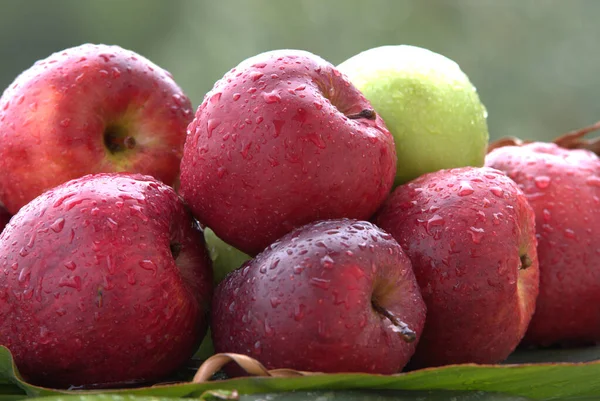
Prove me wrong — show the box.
[103,123,136,154]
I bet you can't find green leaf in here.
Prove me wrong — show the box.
[15,390,536,401]
[3,345,600,400]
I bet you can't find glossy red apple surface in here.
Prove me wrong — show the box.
[375,167,539,368]
[486,142,600,346]
[179,50,396,256]
[211,219,426,374]
[0,44,193,214]
[0,173,212,388]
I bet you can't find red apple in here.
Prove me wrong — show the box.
[0,44,193,215]
[179,50,397,256]
[0,204,10,233]
[0,173,212,388]
[211,219,426,375]
[486,142,600,346]
[375,167,539,368]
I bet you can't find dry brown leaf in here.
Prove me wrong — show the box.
[192,353,315,383]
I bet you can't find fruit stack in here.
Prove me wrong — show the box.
[0,43,598,390]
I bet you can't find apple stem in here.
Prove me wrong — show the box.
[372,301,417,343]
[553,120,600,156]
[347,109,377,120]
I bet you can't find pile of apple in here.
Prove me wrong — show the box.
[0,43,598,390]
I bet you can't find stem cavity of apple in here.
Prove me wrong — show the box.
[519,253,533,270]
[347,109,377,121]
[372,300,417,343]
[170,242,182,260]
[104,124,137,154]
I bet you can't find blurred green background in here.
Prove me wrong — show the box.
[0,0,598,142]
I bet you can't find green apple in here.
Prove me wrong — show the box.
[338,45,489,185]
[196,227,251,360]
[204,227,251,285]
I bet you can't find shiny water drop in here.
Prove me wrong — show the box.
[320,255,334,269]
[58,275,82,291]
[272,119,285,137]
[207,119,220,137]
[139,260,158,276]
[457,181,475,196]
[490,187,504,198]
[209,92,222,104]
[534,176,551,189]
[232,93,241,101]
[294,304,306,321]
[270,296,281,308]
[262,90,281,104]
[586,176,600,187]
[129,205,149,222]
[64,261,76,271]
[468,226,485,244]
[250,71,264,81]
[310,277,331,290]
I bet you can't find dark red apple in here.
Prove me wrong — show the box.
[0,173,212,388]
[179,50,397,256]
[0,204,10,233]
[486,141,600,346]
[0,44,193,215]
[375,167,539,368]
[211,219,426,375]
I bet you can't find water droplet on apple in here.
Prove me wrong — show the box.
[253,340,262,355]
[262,90,281,104]
[209,92,222,104]
[586,176,600,187]
[18,268,30,286]
[269,296,281,308]
[64,261,76,271]
[126,269,136,285]
[232,93,241,101]
[468,226,485,244]
[58,275,82,291]
[272,119,285,137]
[207,119,220,138]
[240,141,252,159]
[425,214,445,234]
[305,132,326,149]
[294,304,306,321]
[139,260,158,276]
[129,205,149,222]
[489,187,504,198]
[250,72,264,82]
[50,217,65,233]
[264,319,274,337]
[563,228,576,239]
[534,176,551,189]
[310,277,331,290]
[320,255,334,269]
[457,181,475,196]
[19,247,29,257]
